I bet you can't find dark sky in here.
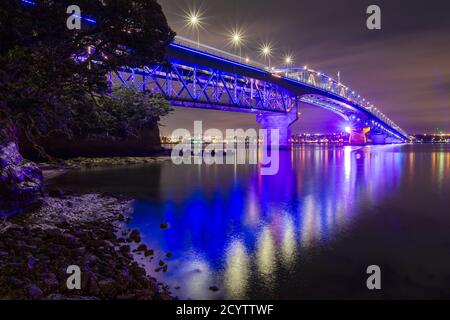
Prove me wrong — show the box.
[157,0,450,135]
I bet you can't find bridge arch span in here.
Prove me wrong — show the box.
[113,39,408,146]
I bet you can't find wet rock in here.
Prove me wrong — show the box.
[0,193,173,300]
[134,244,147,252]
[160,223,169,230]
[129,230,141,243]
[119,245,131,254]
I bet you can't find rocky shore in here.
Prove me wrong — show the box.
[41,154,172,170]
[0,193,172,300]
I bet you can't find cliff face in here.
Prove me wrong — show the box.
[19,126,163,161]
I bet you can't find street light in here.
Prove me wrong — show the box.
[229,29,245,61]
[184,8,204,48]
[284,54,294,67]
[259,42,273,68]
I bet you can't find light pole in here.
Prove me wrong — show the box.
[283,54,293,76]
[284,55,293,67]
[260,43,273,69]
[185,10,203,48]
[230,30,244,61]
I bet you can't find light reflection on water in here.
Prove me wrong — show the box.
[49,144,450,299]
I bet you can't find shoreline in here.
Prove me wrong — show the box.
[39,155,173,181]
[0,193,173,300]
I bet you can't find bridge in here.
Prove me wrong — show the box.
[113,36,409,147]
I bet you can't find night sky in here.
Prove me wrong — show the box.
[157,0,450,135]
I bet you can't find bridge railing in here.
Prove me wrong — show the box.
[173,36,269,70]
[172,36,407,138]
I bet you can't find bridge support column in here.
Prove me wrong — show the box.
[256,108,298,149]
[370,133,387,145]
[349,127,370,146]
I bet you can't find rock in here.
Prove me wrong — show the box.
[27,255,39,269]
[129,230,141,243]
[42,273,59,290]
[160,223,169,230]
[98,279,117,297]
[0,141,43,217]
[26,284,44,299]
[165,252,172,258]
[134,244,147,252]
[209,286,219,292]
[119,245,131,255]
[144,249,154,257]
[0,192,172,300]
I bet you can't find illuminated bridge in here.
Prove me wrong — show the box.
[114,36,409,147]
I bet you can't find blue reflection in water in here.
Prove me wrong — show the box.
[129,145,408,299]
[48,144,450,298]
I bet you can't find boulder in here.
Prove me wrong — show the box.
[0,141,43,217]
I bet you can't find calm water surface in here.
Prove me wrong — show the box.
[49,144,450,299]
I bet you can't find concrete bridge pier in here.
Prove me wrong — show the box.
[348,127,371,146]
[370,133,387,145]
[256,107,298,149]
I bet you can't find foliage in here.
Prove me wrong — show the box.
[70,88,173,139]
[0,0,175,154]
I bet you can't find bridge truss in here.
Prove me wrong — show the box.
[112,63,298,114]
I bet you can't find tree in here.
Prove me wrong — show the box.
[0,0,175,214]
[71,88,173,139]
[0,0,174,144]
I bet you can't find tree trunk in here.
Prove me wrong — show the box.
[0,124,43,217]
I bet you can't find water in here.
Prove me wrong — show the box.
[49,144,450,299]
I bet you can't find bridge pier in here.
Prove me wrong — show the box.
[256,108,298,149]
[370,133,387,145]
[348,127,371,146]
